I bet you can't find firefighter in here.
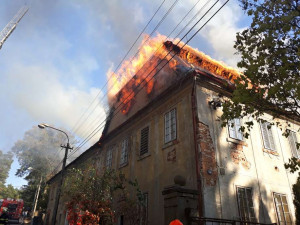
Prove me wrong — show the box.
[0,208,9,225]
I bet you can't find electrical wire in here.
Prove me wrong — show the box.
[69,0,220,156]
[70,0,168,135]
[71,0,180,138]
[68,0,229,159]
[73,0,210,145]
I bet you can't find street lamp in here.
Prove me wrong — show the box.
[38,123,72,225]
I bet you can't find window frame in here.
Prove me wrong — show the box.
[228,118,243,141]
[236,186,256,222]
[164,108,177,144]
[106,146,113,169]
[273,192,292,225]
[120,138,129,166]
[260,121,276,151]
[287,130,299,158]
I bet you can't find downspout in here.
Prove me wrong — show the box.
[191,73,204,218]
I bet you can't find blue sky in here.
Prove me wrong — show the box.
[0,0,250,188]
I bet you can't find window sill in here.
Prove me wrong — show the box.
[138,152,151,161]
[162,139,179,150]
[119,162,128,169]
[226,137,247,146]
[263,148,279,156]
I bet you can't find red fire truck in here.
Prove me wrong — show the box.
[0,199,23,220]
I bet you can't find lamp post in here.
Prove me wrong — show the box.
[38,123,72,225]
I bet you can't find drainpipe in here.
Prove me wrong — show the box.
[191,73,204,218]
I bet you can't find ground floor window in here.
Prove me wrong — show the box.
[273,193,292,225]
[236,187,256,222]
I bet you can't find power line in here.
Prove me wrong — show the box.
[69,0,219,156]
[70,0,168,136]
[71,0,180,139]
[69,0,229,158]
[71,0,209,146]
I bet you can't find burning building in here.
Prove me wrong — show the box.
[46,35,299,225]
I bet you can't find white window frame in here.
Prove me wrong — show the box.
[287,130,299,158]
[236,186,256,222]
[120,138,129,165]
[106,147,113,169]
[273,193,292,225]
[228,118,243,141]
[164,108,177,143]
[260,122,276,151]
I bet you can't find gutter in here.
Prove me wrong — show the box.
[191,72,204,218]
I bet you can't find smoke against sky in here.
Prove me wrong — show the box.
[0,0,249,187]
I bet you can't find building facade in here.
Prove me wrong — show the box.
[46,53,299,225]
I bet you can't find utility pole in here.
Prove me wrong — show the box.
[38,124,73,225]
[31,176,42,225]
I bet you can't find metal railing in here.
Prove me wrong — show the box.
[190,217,277,225]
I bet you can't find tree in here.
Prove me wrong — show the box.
[0,184,20,199]
[0,150,18,200]
[221,0,299,136]
[63,165,147,225]
[0,150,13,184]
[222,1,300,222]
[11,126,77,211]
[12,126,77,179]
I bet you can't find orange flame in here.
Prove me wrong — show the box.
[107,33,241,115]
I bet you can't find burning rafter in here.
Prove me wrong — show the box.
[108,34,241,115]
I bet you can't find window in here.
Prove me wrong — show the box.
[236,187,256,222]
[228,118,243,141]
[273,193,292,225]
[106,147,113,169]
[120,138,129,165]
[140,126,149,155]
[260,122,276,150]
[165,108,177,143]
[288,130,299,158]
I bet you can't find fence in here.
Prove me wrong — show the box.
[190,217,277,225]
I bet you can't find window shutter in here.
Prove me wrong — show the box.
[228,120,237,139]
[140,126,149,155]
[268,126,276,151]
[106,147,113,168]
[288,131,299,158]
[171,109,176,140]
[165,113,170,143]
[235,118,243,140]
[260,122,271,149]
[120,139,128,165]
[165,109,177,143]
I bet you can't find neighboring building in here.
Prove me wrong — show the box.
[46,41,299,225]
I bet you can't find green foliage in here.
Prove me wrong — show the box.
[0,184,20,199]
[285,157,300,175]
[221,0,299,136]
[285,158,300,223]
[63,166,146,225]
[19,182,49,211]
[293,177,300,225]
[0,150,13,184]
[11,126,76,212]
[12,126,76,180]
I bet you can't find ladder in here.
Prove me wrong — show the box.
[0,6,29,49]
